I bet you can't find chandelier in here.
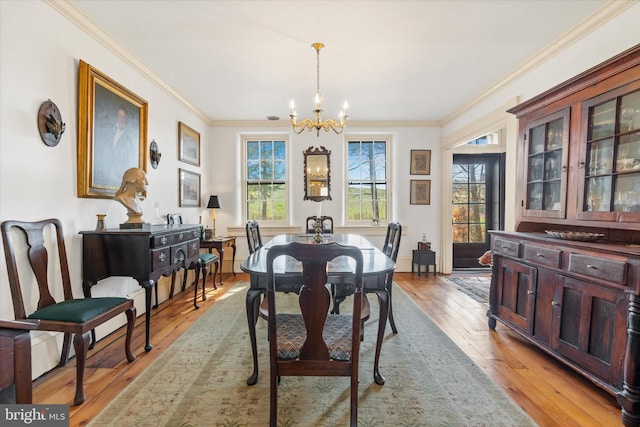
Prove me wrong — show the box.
[289,42,348,136]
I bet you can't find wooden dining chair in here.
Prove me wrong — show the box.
[305,215,334,234]
[167,214,219,309]
[332,222,402,331]
[380,221,402,333]
[245,220,302,320]
[245,220,263,254]
[266,241,364,426]
[1,218,136,405]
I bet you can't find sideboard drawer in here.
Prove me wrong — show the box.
[568,253,628,286]
[187,239,199,258]
[152,234,171,248]
[493,238,521,257]
[151,247,171,270]
[524,244,562,268]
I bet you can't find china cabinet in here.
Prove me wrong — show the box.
[490,44,640,427]
[511,44,640,236]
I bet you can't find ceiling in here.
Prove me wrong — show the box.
[65,0,612,124]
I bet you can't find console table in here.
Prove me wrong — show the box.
[80,224,200,351]
[200,236,236,284]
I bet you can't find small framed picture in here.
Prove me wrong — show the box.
[179,168,201,207]
[410,179,431,205]
[178,121,200,166]
[410,149,431,175]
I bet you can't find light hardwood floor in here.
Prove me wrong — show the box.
[30,272,621,426]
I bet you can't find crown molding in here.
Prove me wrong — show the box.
[46,0,210,124]
[210,119,440,128]
[440,0,636,127]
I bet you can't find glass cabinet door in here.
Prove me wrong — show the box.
[523,109,569,218]
[578,83,640,221]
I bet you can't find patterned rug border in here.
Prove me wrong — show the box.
[90,282,535,426]
[441,275,491,304]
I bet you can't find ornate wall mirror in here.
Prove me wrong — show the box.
[303,146,331,201]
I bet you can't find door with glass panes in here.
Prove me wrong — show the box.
[452,154,504,269]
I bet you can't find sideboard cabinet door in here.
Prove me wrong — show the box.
[493,256,537,335]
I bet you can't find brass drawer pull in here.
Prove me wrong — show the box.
[161,236,168,245]
[587,264,597,269]
[551,301,560,306]
[536,253,545,258]
[527,290,535,295]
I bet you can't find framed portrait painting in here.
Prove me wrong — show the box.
[179,168,201,207]
[77,60,148,198]
[410,149,431,175]
[410,179,431,205]
[178,121,200,166]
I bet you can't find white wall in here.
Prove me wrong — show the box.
[1,0,638,380]
[0,1,213,378]
[210,124,442,269]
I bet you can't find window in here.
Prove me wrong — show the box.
[346,137,390,223]
[465,133,499,145]
[243,136,288,222]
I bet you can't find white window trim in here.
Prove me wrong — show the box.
[344,134,392,226]
[241,134,291,226]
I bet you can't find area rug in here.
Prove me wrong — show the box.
[441,274,491,304]
[89,283,535,427]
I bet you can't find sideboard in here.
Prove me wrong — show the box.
[80,224,200,351]
[494,42,640,427]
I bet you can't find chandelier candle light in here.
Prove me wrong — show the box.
[289,42,348,136]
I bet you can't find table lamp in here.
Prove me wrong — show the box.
[207,195,222,237]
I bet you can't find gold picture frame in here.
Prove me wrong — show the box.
[179,168,201,207]
[178,121,200,166]
[77,60,148,198]
[410,149,431,175]
[410,179,431,205]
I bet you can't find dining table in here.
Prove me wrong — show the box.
[240,233,396,386]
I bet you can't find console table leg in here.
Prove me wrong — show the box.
[142,281,154,352]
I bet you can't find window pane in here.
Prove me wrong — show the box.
[469,224,486,243]
[469,184,486,203]
[468,204,486,223]
[469,164,486,183]
[453,224,469,243]
[452,184,468,203]
[452,205,469,223]
[247,141,259,160]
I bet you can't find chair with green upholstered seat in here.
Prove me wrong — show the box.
[1,218,136,405]
[167,214,219,309]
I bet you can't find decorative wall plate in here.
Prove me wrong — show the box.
[150,140,161,169]
[37,100,65,147]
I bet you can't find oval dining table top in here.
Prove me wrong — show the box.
[240,233,396,278]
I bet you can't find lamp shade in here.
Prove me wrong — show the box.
[207,195,222,209]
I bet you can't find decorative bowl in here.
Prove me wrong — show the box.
[545,230,605,242]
